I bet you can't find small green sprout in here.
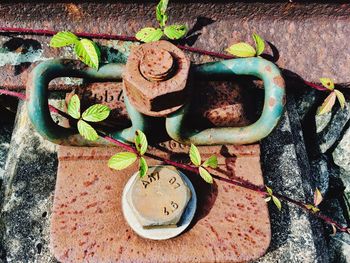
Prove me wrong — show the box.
[189,144,217,184]
[135,0,187,43]
[317,78,345,115]
[108,130,149,178]
[67,94,110,141]
[226,33,265,58]
[264,186,282,210]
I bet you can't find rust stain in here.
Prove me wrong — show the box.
[269,97,276,107]
[83,175,99,187]
[86,202,98,209]
[65,4,82,19]
[265,65,272,72]
[273,76,285,88]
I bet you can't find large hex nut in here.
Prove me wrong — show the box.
[123,40,190,117]
[126,166,191,228]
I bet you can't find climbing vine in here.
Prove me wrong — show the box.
[0,0,349,237]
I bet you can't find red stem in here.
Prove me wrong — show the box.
[176,44,234,59]
[304,80,329,92]
[0,89,26,100]
[100,133,137,154]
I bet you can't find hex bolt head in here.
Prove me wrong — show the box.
[123,40,190,117]
[126,166,191,228]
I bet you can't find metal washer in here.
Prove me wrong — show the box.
[122,166,197,240]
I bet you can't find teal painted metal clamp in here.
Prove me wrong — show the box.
[166,57,286,145]
[27,57,285,146]
[26,59,149,146]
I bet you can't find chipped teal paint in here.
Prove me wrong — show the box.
[166,57,286,145]
[27,56,285,146]
[26,59,150,145]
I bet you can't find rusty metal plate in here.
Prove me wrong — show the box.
[51,144,270,262]
[1,2,350,86]
[50,76,269,262]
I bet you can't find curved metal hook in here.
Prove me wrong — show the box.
[26,59,149,146]
[166,57,286,145]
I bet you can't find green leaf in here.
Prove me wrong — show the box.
[189,144,201,166]
[50,31,79,48]
[225,43,256,58]
[253,33,265,56]
[317,91,336,115]
[67,94,80,119]
[164,25,187,40]
[305,204,320,213]
[134,130,148,155]
[272,196,282,210]
[203,155,218,169]
[314,188,323,206]
[320,78,334,90]
[334,89,346,109]
[82,104,111,122]
[265,186,273,195]
[135,27,163,43]
[74,38,100,69]
[108,152,138,170]
[199,166,213,184]
[156,0,169,27]
[77,120,99,141]
[139,157,148,178]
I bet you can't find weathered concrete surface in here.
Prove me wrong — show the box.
[0,124,12,180]
[294,84,350,262]
[257,94,329,263]
[333,126,350,172]
[317,102,350,154]
[1,101,58,263]
[0,110,15,262]
[0,2,350,90]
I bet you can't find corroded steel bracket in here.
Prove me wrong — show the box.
[26,42,285,146]
[51,144,270,262]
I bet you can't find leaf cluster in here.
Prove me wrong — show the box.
[226,33,265,58]
[189,144,217,184]
[108,130,149,178]
[50,31,100,69]
[135,0,187,43]
[305,188,323,213]
[67,95,111,141]
[317,78,346,115]
[264,186,282,210]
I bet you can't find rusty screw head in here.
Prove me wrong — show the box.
[123,40,190,117]
[140,49,175,81]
